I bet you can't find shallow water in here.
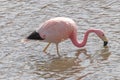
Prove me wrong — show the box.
[0,0,120,80]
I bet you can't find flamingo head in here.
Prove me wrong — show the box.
[95,29,108,47]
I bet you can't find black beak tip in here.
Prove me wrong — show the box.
[104,41,108,47]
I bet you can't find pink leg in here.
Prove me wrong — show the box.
[56,44,60,57]
[43,43,51,53]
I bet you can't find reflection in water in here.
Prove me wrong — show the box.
[34,56,92,79]
[94,47,110,59]
[100,47,111,60]
[90,47,111,63]
[33,48,111,79]
[76,47,111,61]
[34,48,111,79]
[75,48,91,59]
[34,57,82,79]
[35,48,91,72]
[38,57,76,72]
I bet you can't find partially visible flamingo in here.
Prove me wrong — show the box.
[24,17,108,56]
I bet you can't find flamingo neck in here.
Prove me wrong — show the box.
[70,29,95,48]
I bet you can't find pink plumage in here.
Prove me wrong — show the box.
[25,17,108,57]
[36,17,77,43]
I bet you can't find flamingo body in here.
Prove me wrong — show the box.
[36,17,77,43]
[26,17,108,56]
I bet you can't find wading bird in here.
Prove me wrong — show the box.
[24,17,108,57]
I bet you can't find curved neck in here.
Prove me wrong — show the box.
[70,29,95,48]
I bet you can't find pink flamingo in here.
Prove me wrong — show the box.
[25,17,108,56]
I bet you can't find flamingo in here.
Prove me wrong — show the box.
[24,17,108,57]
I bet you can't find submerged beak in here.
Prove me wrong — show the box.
[102,35,108,47]
[99,34,108,47]
[27,31,44,40]
[104,41,108,47]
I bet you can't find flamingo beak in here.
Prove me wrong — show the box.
[27,31,44,40]
[102,35,108,47]
[104,41,108,47]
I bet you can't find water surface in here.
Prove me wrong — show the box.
[0,0,120,80]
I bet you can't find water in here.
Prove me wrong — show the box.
[0,0,120,80]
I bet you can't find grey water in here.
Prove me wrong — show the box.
[0,0,120,80]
